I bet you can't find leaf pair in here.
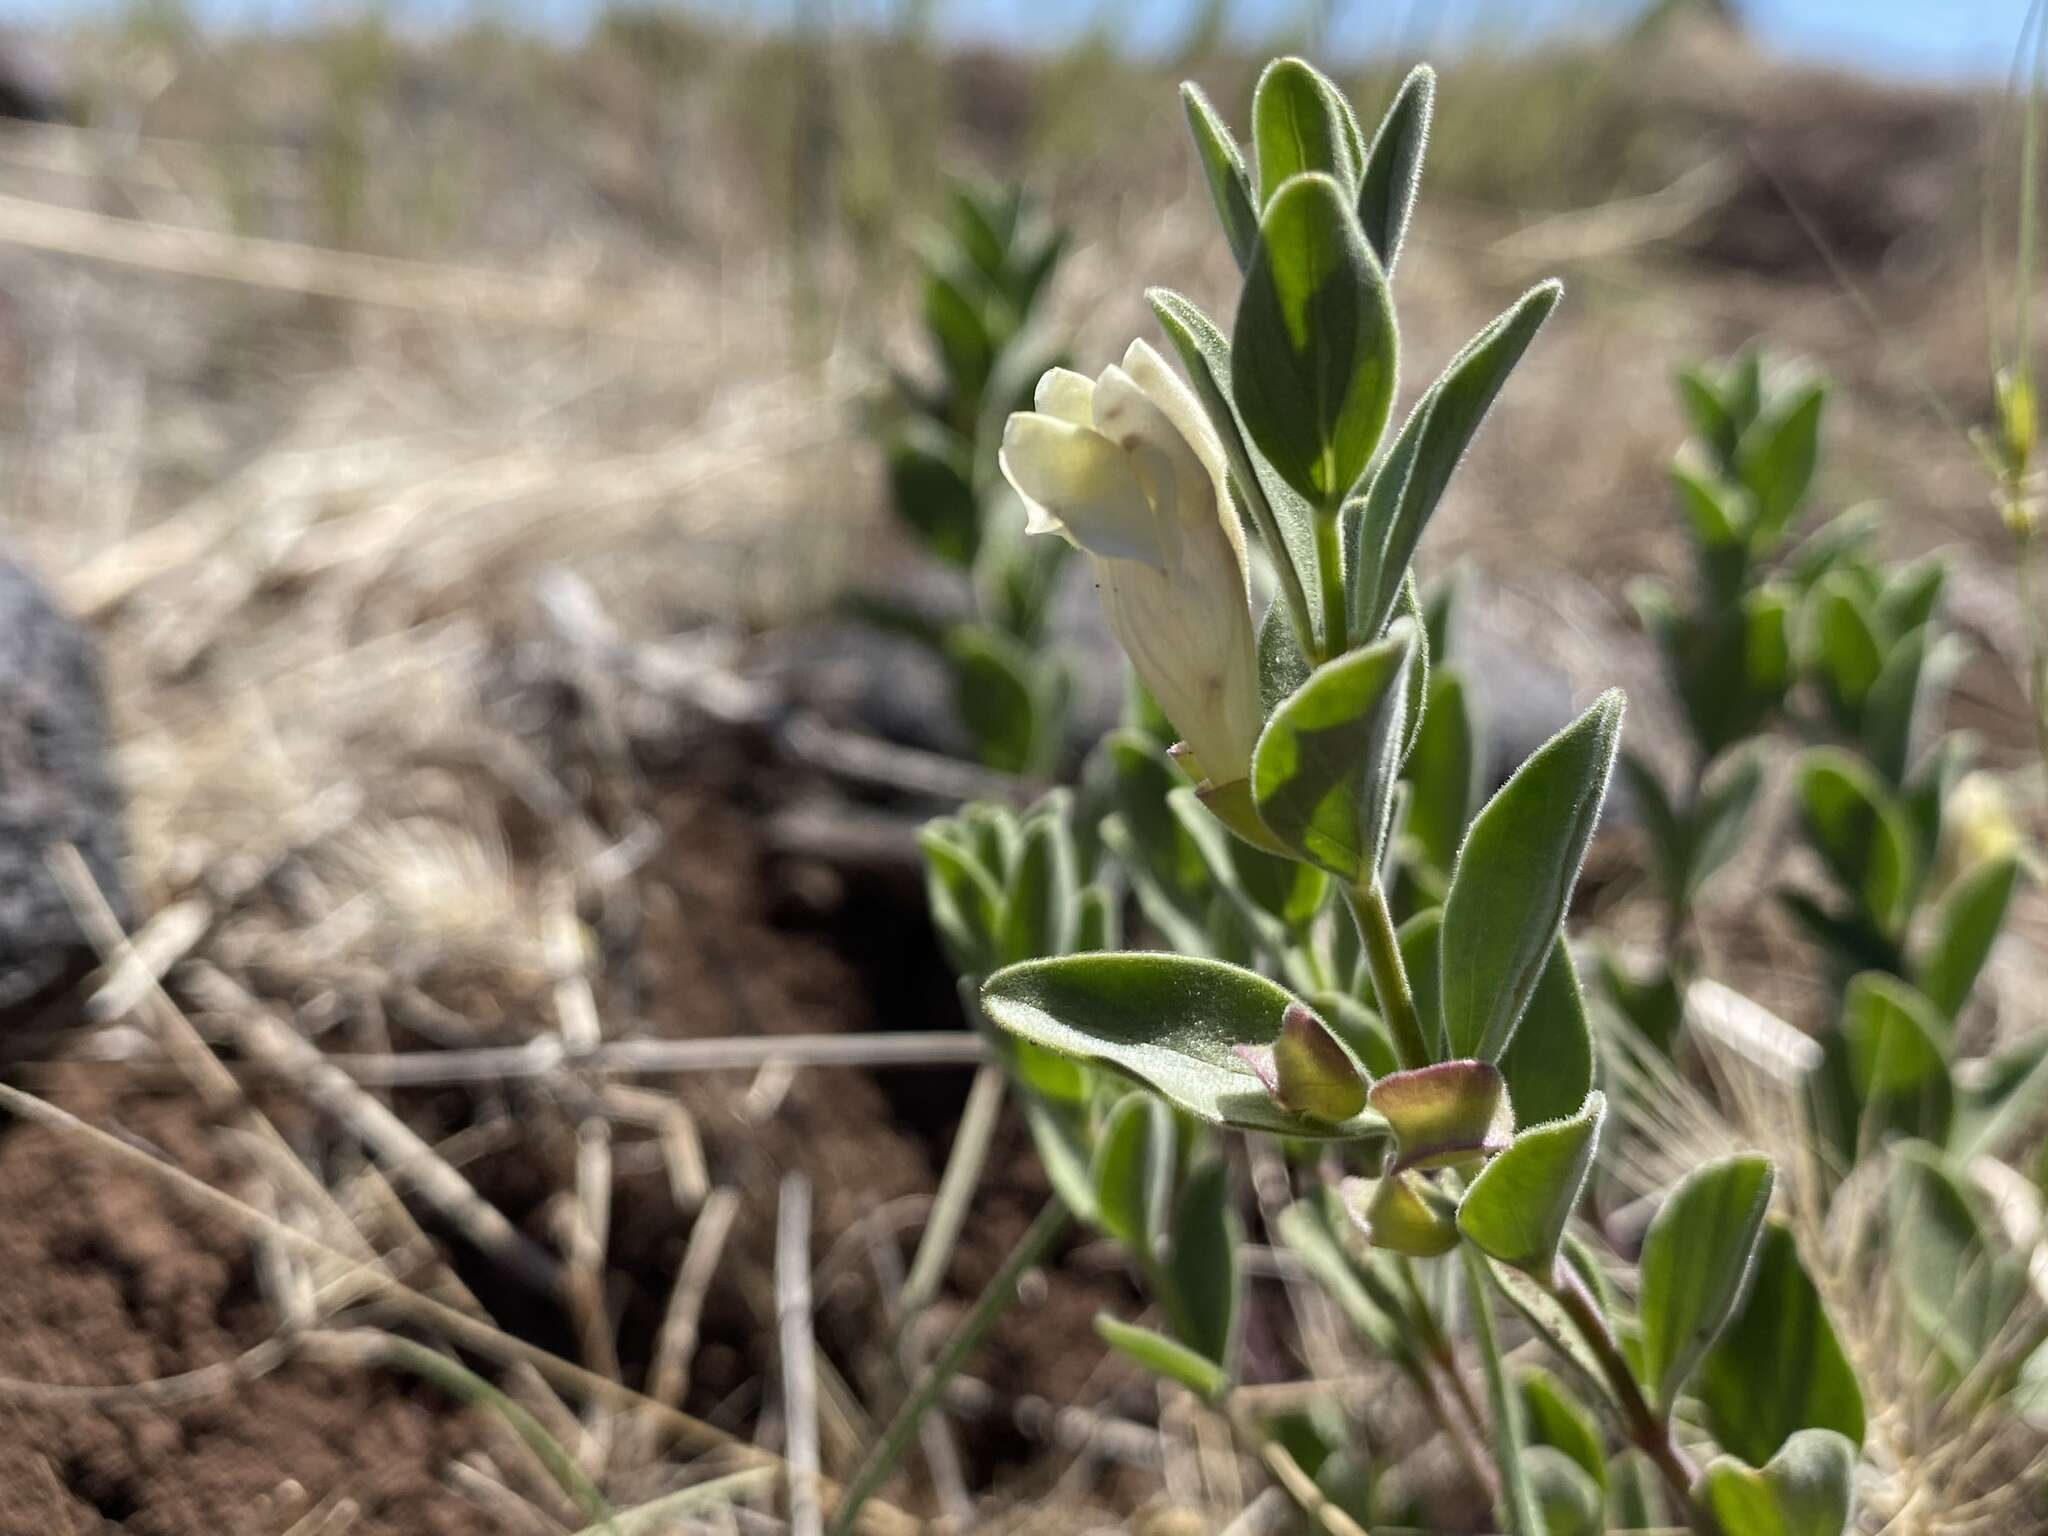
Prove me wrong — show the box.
[1183,59,1433,281]
[920,794,1114,981]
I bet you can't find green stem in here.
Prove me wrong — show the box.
[1344,878,1431,1071]
[828,1199,1070,1535]
[1546,1263,1700,1512]
[1461,1247,1545,1536]
[2016,522,2048,774]
[1314,505,1348,660]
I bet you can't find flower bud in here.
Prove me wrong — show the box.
[1276,1001,1369,1120]
[1234,1001,1368,1122]
[1341,1172,1459,1257]
[1000,340,1263,786]
[1367,1060,1511,1173]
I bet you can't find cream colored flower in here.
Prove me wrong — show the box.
[999,339,1262,786]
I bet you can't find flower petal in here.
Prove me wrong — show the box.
[1033,367,1096,427]
[999,413,1165,569]
[1122,338,1247,582]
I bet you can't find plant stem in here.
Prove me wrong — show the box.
[1546,1262,1699,1509]
[1460,1247,1545,1536]
[828,1198,1070,1536]
[1314,505,1349,660]
[1230,1407,1372,1536]
[2015,522,2048,773]
[1344,878,1431,1070]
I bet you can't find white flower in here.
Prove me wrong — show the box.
[1000,339,1262,786]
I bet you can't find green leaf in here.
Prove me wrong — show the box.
[1637,1153,1775,1417]
[918,821,1003,977]
[1888,1141,2027,1381]
[1671,456,1751,597]
[1074,882,1119,952]
[1355,62,1434,274]
[1091,1093,1159,1256]
[1440,691,1624,1062]
[1251,623,1419,880]
[1347,1170,1460,1256]
[1696,1429,1857,1536]
[1349,282,1562,641]
[1094,730,1211,946]
[1691,749,1765,897]
[1606,1450,1672,1533]
[1796,749,1918,937]
[1094,1313,1227,1400]
[1398,905,1447,1057]
[980,953,1382,1138]
[1916,853,2019,1019]
[1675,364,1740,470]
[1401,668,1482,881]
[997,798,1079,964]
[1233,172,1398,507]
[1809,574,1884,723]
[886,420,981,566]
[946,625,1044,775]
[1860,627,1930,783]
[1171,1157,1241,1366]
[1180,81,1260,271]
[1526,1446,1602,1536]
[1164,787,1327,966]
[1019,1098,1098,1222]
[1458,1091,1604,1275]
[1839,972,1953,1147]
[1737,377,1826,544]
[1521,1368,1607,1490]
[1875,556,1946,637]
[1148,286,1322,634]
[1498,938,1596,1127]
[1786,504,1883,590]
[1618,749,1688,906]
[1253,57,1359,205]
[1697,1223,1865,1468]
[921,256,995,403]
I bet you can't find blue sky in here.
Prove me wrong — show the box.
[9,0,2042,86]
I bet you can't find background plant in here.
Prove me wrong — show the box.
[857,179,1075,774]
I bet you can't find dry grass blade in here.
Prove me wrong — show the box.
[629,1186,743,1468]
[183,963,563,1296]
[569,1467,781,1536]
[322,1031,990,1085]
[0,188,703,332]
[779,1172,824,1536]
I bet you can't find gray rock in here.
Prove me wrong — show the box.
[0,555,127,1017]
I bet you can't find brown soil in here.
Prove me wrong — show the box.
[0,752,1131,1532]
[0,1060,493,1536]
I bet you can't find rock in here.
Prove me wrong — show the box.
[0,34,69,124]
[0,554,127,1026]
